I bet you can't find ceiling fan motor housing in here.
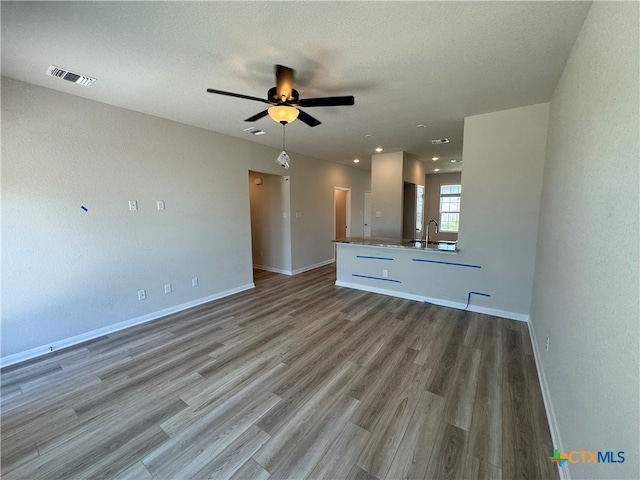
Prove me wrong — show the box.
[268,87,299,104]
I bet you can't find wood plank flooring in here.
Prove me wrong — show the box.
[1,264,558,479]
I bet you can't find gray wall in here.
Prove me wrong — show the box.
[1,77,370,359]
[402,153,425,185]
[371,151,403,237]
[530,3,639,479]
[461,103,549,318]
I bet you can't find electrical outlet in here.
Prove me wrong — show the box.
[138,289,146,300]
[192,277,198,287]
[129,200,138,211]
[545,336,550,352]
[164,284,172,294]
[383,269,388,278]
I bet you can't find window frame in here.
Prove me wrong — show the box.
[415,184,424,235]
[439,183,461,233]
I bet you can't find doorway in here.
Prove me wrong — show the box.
[248,171,292,276]
[402,182,417,239]
[334,187,351,241]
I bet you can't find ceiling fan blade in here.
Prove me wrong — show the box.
[297,109,321,127]
[298,96,355,107]
[275,65,295,102]
[244,110,270,122]
[206,88,270,104]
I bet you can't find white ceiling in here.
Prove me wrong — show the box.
[1,1,591,172]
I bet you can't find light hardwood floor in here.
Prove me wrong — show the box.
[1,264,558,479]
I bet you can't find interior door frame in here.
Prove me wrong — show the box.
[333,187,351,259]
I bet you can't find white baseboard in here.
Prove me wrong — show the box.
[1,283,255,368]
[467,304,529,323]
[334,280,529,322]
[528,323,567,480]
[253,264,293,276]
[292,259,335,275]
[254,259,334,277]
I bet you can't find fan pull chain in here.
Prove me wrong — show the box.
[282,122,286,151]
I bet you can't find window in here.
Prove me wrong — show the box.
[415,185,424,234]
[439,184,461,232]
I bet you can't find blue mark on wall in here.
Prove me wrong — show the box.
[356,255,394,261]
[80,206,88,212]
[412,258,481,269]
[465,291,491,309]
[352,274,401,283]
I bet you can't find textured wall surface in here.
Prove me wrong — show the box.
[371,152,404,237]
[461,103,549,317]
[530,3,640,479]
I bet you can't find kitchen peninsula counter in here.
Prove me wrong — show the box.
[333,236,458,253]
[332,236,526,321]
[331,236,520,318]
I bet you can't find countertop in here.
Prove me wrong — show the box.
[333,237,458,253]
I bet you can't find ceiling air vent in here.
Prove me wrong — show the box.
[243,127,266,136]
[46,65,96,86]
[430,138,449,145]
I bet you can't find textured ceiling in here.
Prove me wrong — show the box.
[1,1,591,172]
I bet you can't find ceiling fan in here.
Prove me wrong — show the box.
[206,64,355,127]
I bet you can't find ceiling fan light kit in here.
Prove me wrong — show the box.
[268,105,299,124]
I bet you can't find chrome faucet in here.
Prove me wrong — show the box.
[426,219,439,243]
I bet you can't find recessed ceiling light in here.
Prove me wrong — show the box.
[365,134,374,138]
[353,159,360,164]
[416,124,427,128]
[432,157,439,161]
[375,147,383,153]
[434,168,440,172]
[431,138,449,145]
[451,159,462,163]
